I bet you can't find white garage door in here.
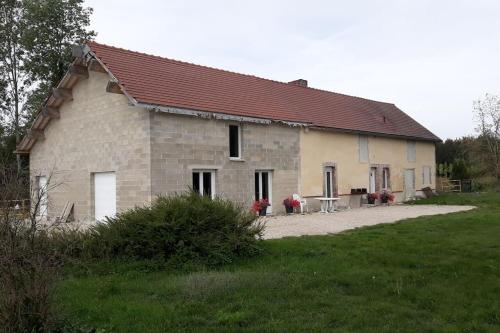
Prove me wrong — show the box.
[94,172,116,221]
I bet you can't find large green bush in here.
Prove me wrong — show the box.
[83,193,264,265]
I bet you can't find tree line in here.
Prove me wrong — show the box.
[437,93,500,189]
[0,0,95,176]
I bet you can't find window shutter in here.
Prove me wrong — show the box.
[359,135,369,163]
[407,140,416,162]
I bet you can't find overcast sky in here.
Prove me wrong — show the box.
[85,0,500,140]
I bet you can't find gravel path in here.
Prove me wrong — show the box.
[261,204,476,239]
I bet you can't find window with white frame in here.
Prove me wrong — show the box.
[407,140,416,162]
[382,167,390,189]
[423,166,432,185]
[229,125,241,159]
[192,170,216,199]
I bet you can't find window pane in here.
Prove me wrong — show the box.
[262,172,269,200]
[255,172,260,200]
[192,172,200,194]
[203,172,212,197]
[383,168,389,189]
[229,125,239,158]
[326,171,332,197]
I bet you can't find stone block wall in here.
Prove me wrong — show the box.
[149,112,300,214]
[29,71,152,221]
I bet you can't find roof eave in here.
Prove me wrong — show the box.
[309,125,441,143]
[138,102,311,127]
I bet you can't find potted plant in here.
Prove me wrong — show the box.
[283,197,301,214]
[380,190,395,204]
[367,192,379,204]
[252,198,270,216]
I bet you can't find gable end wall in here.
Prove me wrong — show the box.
[29,71,152,221]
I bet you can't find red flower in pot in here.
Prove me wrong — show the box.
[380,190,395,204]
[252,199,270,216]
[283,197,301,214]
[367,192,379,204]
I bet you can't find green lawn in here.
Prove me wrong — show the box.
[58,193,500,332]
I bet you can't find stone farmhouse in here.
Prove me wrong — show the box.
[16,42,440,221]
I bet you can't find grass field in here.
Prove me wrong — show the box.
[57,193,500,332]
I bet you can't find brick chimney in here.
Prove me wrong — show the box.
[288,79,308,87]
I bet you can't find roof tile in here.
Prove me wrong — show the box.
[88,42,440,141]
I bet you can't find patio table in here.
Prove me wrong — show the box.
[315,197,341,213]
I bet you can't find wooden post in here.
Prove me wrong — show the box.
[88,59,107,73]
[52,88,73,101]
[27,129,45,140]
[106,81,123,94]
[69,64,89,79]
[41,107,60,119]
[72,45,85,58]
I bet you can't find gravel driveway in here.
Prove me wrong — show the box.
[261,204,476,239]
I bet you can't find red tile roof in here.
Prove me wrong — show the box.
[88,42,440,141]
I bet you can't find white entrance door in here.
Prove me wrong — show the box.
[255,171,273,214]
[94,172,116,221]
[369,167,377,193]
[38,176,48,217]
[404,169,415,200]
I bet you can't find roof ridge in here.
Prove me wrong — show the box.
[87,41,395,106]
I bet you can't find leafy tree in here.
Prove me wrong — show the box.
[0,0,26,173]
[0,0,95,174]
[436,139,463,164]
[22,0,95,120]
[451,159,469,180]
[473,93,500,180]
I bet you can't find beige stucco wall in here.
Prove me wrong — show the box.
[300,128,436,205]
[29,71,151,221]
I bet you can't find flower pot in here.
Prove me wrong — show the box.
[367,197,375,204]
[285,206,293,214]
[381,198,388,204]
[259,206,268,216]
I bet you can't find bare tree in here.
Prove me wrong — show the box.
[0,165,64,332]
[473,93,500,180]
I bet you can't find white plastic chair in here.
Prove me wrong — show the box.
[292,194,308,213]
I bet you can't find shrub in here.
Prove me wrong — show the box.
[0,225,63,332]
[83,192,264,265]
[0,168,63,332]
